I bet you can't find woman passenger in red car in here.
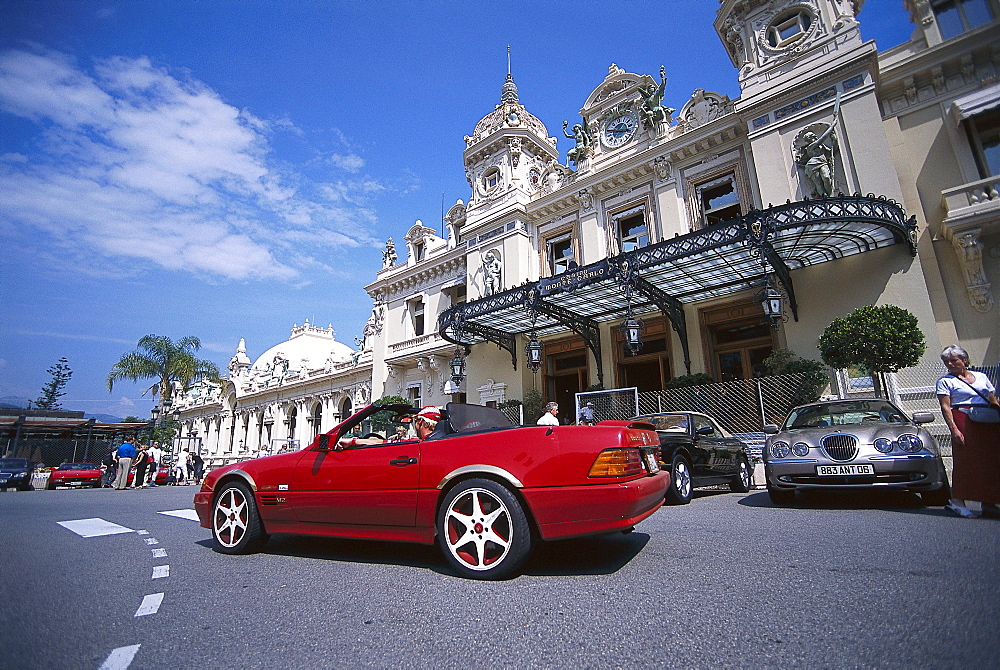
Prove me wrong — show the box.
[338,406,441,448]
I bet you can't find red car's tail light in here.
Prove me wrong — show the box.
[589,448,643,477]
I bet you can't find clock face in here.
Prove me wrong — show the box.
[603,112,638,148]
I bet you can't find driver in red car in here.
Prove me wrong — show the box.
[338,406,441,448]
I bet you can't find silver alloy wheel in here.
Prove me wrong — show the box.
[740,459,752,487]
[442,487,512,572]
[675,460,692,499]
[213,486,249,549]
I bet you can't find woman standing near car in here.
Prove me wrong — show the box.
[936,345,1000,518]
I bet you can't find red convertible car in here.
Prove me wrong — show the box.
[195,402,668,579]
[48,463,104,489]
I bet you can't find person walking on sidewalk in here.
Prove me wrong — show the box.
[113,437,136,490]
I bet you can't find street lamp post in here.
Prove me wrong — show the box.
[149,405,160,446]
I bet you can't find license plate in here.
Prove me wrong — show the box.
[816,464,874,476]
[643,451,660,474]
[67,481,82,486]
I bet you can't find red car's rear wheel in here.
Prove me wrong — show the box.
[437,478,531,580]
[212,482,268,554]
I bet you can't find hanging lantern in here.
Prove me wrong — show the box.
[525,333,543,373]
[759,283,784,326]
[450,347,466,383]
[621,314,644,356]
[150,406,161,422]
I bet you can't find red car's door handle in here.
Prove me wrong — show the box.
[389,457,418,467]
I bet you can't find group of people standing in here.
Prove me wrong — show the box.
[105,438,204,490]
[535,401,597,426]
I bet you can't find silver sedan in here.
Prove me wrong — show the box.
[762,398,950,506]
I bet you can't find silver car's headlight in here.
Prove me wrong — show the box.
[791,442,810,457]
[874,438,893,453]
[897,434,922,453]
[771,442,790,458]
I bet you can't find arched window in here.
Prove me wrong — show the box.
[311,403,322,438]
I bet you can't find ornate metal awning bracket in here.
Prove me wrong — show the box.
[528,290,604,387]
[632,276,692,374]
[439,305,517,368]
[745,209,799,322]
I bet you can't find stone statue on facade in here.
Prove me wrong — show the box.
[483,250,502,296]
[795,94,841,198]
[639,66,673,128]
[382,238,397,269]
[562,120,592,167]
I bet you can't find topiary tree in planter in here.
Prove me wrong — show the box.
[818,305,926,398]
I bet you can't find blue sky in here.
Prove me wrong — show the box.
[0,0,914,419]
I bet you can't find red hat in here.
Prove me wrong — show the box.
[416,406,442,422]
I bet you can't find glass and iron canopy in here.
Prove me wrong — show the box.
[439,194,917,382]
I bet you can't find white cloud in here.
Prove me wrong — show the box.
[0,47,384,281]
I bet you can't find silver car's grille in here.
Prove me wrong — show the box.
[821,434,858,462]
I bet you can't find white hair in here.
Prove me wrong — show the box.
[940,345,969,363]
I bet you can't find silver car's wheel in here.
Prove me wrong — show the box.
[729,456,752,493]
[437,479,531,580]
[665,454,693,505]
[212,482,268,554]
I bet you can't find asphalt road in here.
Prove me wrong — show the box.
[2,483,999,669]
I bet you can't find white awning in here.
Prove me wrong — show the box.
[951,83,1000,124]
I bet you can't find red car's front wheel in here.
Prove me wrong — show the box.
[437,478,531,580]
[212,482,268,554]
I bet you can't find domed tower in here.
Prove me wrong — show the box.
[461,57,559,299]
[463,66,559,220]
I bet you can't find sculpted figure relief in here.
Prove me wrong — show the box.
[483,250,502,296]
[795,93,841,198]
[382,238,397,269]
[562,120,592,167]
[639,66,673,128]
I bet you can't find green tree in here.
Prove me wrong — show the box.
[370,395,409,434]
[36,357,73,410]
[107,335,221,406]
[522,388,545,424]
[761,348,831,405]
[818,305,926,397]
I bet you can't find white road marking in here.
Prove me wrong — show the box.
[151,565,169,580]
[100,644,140,670]
[57,518,134,538]
[134,593,163,617]
[158,509,199,521]
[151,548,167,558]
[143,538,159,546]
[136,530,149,535]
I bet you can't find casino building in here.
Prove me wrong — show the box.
[178,0,999,462]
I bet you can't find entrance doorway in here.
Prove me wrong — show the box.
[544,337,589,422]
[702,302,775,382]
[616,318,672,391]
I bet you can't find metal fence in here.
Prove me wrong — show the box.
[3,435,121,469]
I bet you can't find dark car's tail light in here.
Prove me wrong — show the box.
[589,448,643,477]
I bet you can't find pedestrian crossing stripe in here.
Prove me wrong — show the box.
[57,518,134,538]
[158,509,199,521]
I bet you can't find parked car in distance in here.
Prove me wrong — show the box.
[48,463,103,489]
[631,412,753,505]
[0,458,34,491]
[762,398,950,506]
[195,402,668,580]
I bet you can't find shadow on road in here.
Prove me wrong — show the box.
[196,530,651,579]
[737,488,961,517]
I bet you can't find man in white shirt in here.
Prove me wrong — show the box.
[147,442,163,486]
[537,402,560,426]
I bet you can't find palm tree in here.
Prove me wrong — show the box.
[107,335,221,405]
